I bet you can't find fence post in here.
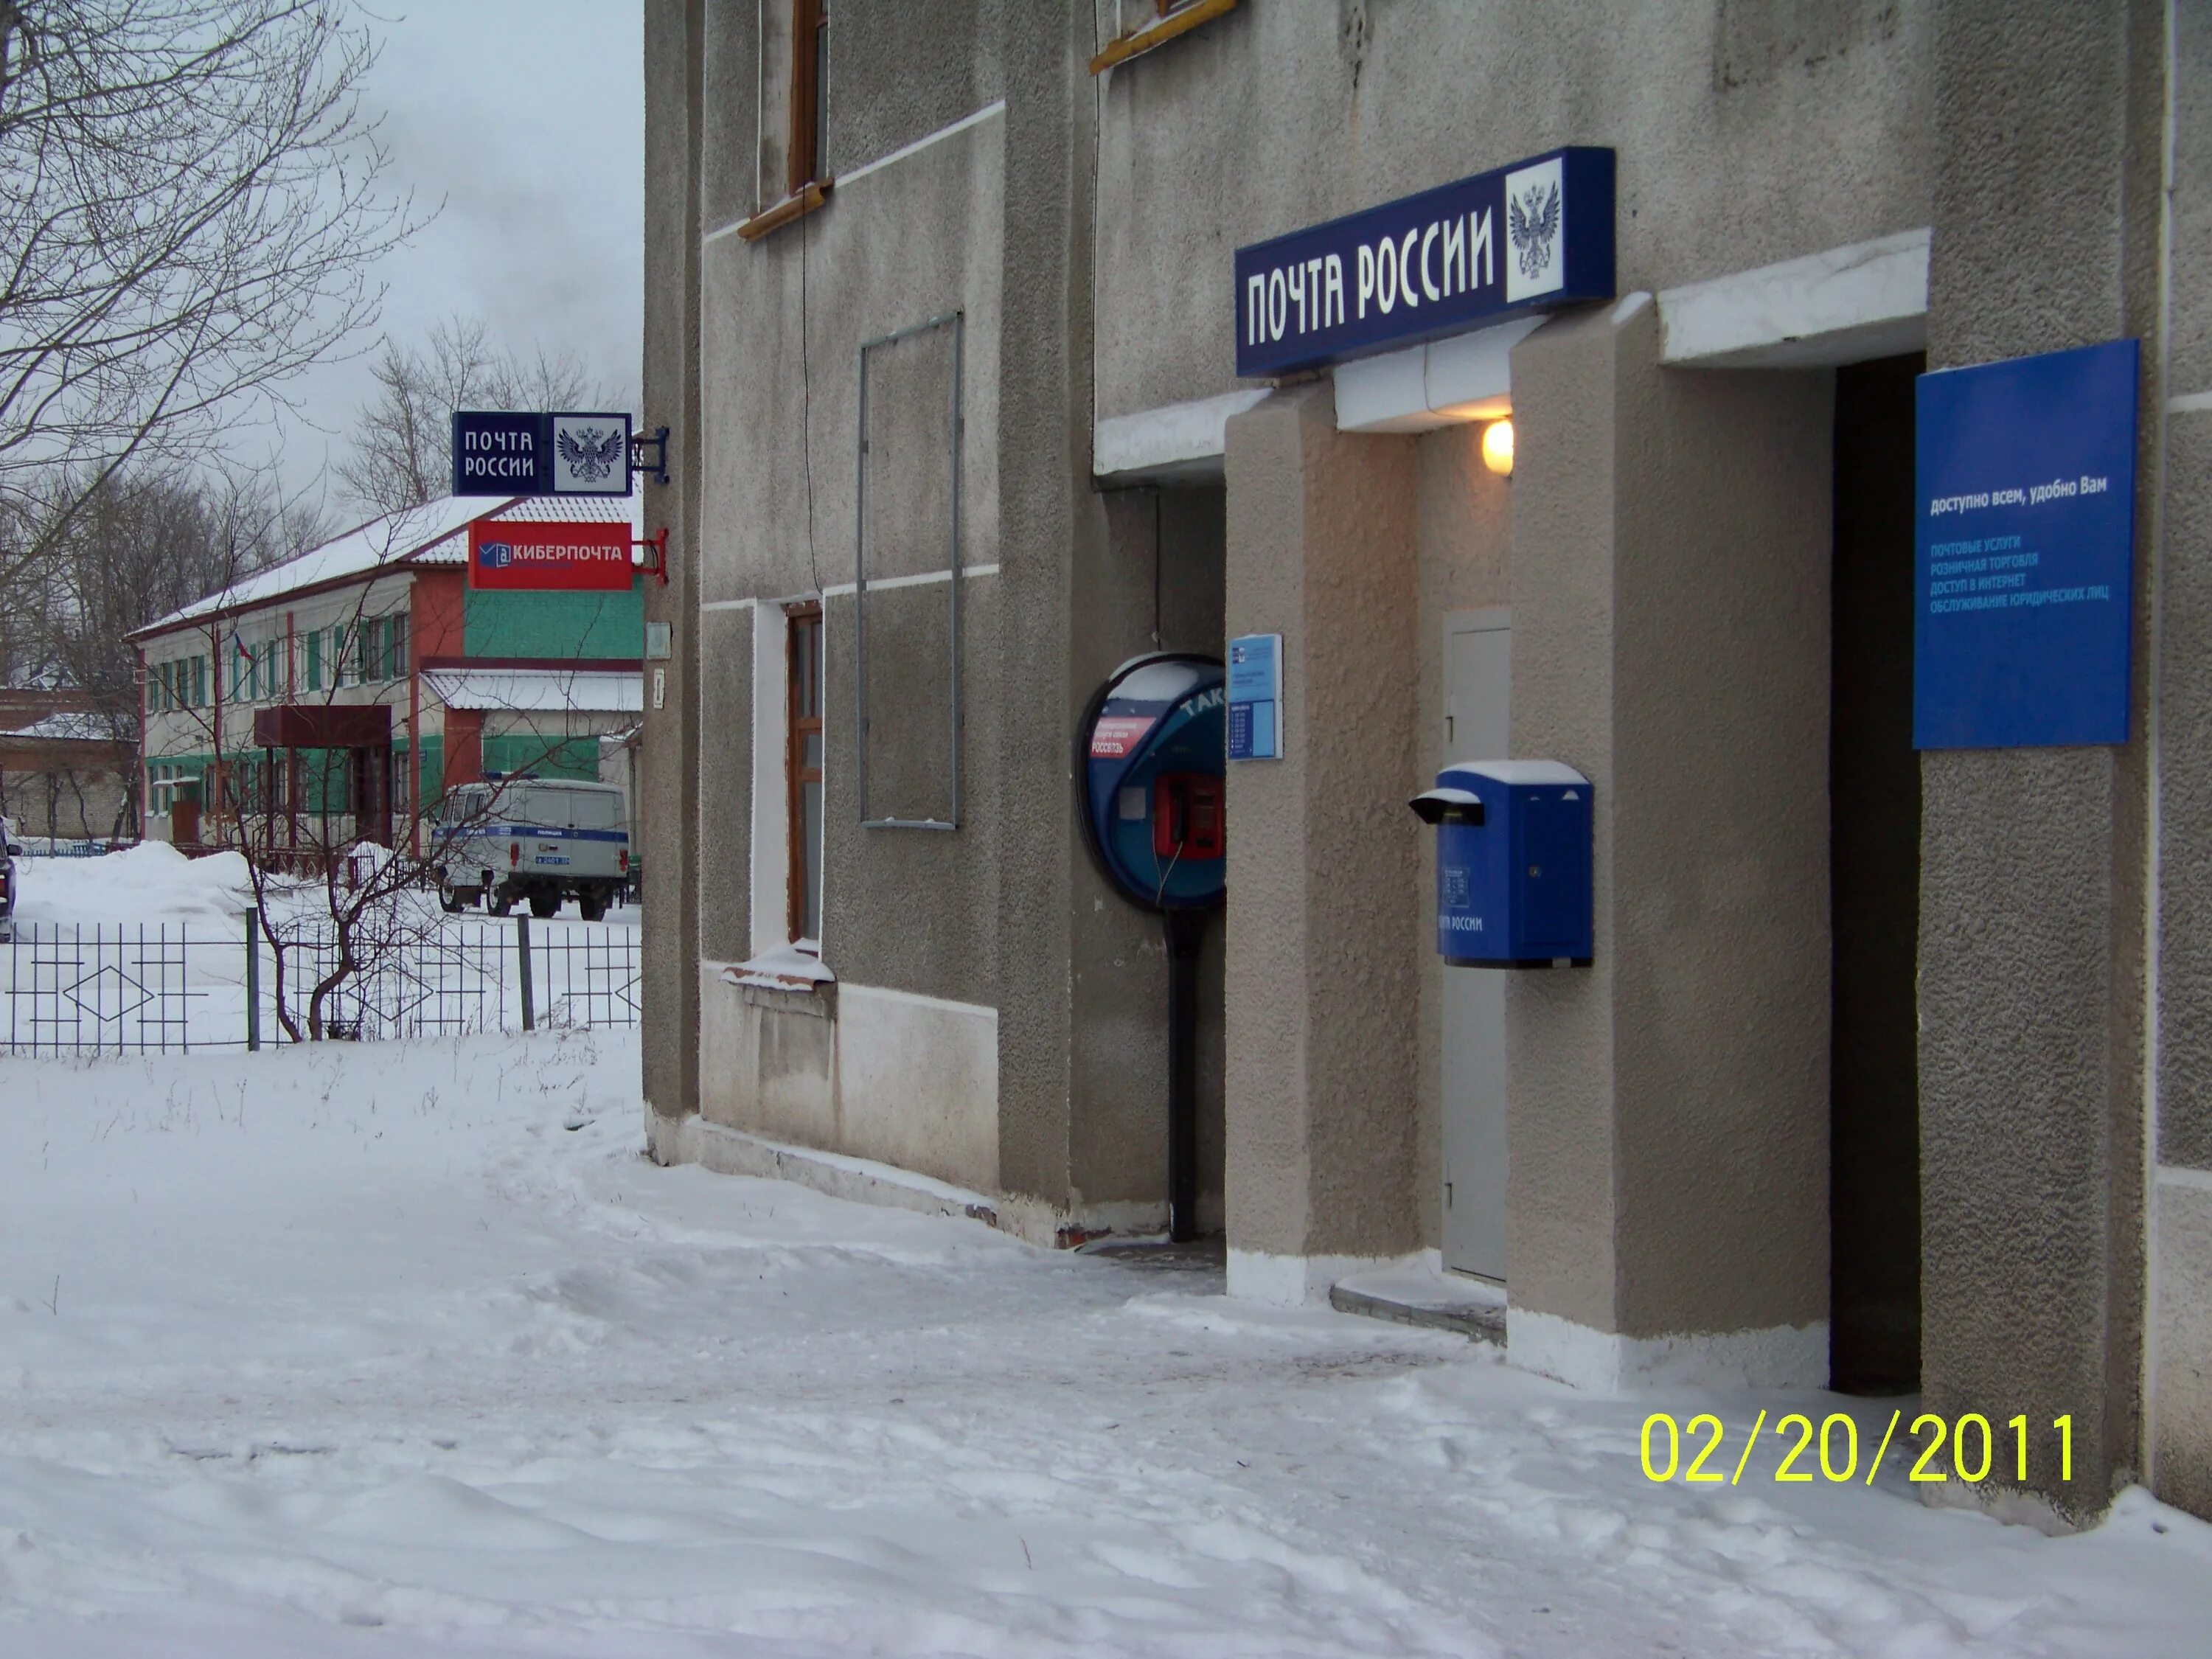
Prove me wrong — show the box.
[516,914,535,1032]
[244,911,260,1052]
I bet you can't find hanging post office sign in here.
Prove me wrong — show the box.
[1233,147,1615,378]
[467,518,636,592]
[451,411,635,497]
[1913,338,2140,749]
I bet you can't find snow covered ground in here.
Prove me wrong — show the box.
[2,1031,2207,1656]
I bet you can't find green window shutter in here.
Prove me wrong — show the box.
[305,630,321,691]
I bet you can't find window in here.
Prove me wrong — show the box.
[786,602,824,944]
[386,612,408,681]
[262,639,282,700]
[740,1,830,239]
[789,0,827,198]
[192,655,206,707]
[354,619,376,684]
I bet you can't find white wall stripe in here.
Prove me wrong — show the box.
[835,100,1006,189]
[700,597,759,612]
[821,563,999,600]
[2167,389,2212,413]
[702,100,1007,246]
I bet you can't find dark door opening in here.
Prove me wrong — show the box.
[1830,353,1924,1394]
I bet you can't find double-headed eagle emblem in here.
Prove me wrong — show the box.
[1508,181,1561,282]
[557,425,626,482]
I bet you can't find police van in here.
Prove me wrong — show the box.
[432,776,630,921]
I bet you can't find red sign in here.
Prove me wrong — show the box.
[467,519,634,591]
[1088,715,1156,759]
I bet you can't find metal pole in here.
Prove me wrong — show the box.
[244,910,260,1051]
[1165,908,1205,1243]
[516,913,535,1032]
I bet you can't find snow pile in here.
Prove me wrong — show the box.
[1,1030,2208,1656]
[14,840,254,927]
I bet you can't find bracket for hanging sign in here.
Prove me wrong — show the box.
[630,425,672,487]
[634,526,669,586]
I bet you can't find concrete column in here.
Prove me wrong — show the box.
[1918,0,2161,1523]
[1505,297,1834,1388]
[2152,0,2212,1523]
[640,0,704,1130]
[1221,387,1422,1302]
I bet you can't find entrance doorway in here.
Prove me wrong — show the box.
[1441,607,1510,1281]
[1829,354,1924,1393]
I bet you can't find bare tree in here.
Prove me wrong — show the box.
[335,315,598,515]
[13,464,318,834]
[0,1,417,582]
[143,546,631,1039]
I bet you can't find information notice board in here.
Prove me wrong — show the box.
[1913,339,2140,750]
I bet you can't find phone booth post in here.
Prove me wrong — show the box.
[1077,654,1227,1242]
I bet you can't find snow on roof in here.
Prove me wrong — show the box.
[408,493,644,564]
[133,493,643,636]
[0,711,129,744]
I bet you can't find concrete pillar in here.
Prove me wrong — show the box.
[1221,387,1422,1301]
[2152,0,2212,1520]
[1917,0,2160,1522]
[1504,297,1834,1388]
[640,0,704,1131]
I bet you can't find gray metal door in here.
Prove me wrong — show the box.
[1441,610,1509,1281]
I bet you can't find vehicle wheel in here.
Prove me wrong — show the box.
[486,885,515,917]
[577,888,608,922]
[438,877,465,914]
[528,890,560,919]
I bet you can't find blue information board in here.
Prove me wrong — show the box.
[1913,340,2140,749]
[1226,633,1281,761]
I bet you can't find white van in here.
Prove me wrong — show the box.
[433,777,630,921]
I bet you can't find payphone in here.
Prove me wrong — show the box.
[1077,655,1227,1241]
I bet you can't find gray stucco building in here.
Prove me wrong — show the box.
[641,0,2212,1527]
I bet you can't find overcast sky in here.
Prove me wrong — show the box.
[271,1,644,508]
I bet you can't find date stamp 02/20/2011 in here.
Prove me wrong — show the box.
[1639,1411,2079,1488]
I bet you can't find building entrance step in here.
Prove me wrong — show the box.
[1328,1256,1506,1345]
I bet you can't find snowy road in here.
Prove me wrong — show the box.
[1,1032,2206,1655]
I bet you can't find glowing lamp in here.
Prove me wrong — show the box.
[1481,418,1514,478]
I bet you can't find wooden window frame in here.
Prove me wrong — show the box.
[1091,0,1238,75]
[787,0,827,198]
[737,0,833,242]
[785,601,824,946]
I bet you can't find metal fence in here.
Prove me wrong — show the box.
[0,915,639,1055]
[16,838,124,859]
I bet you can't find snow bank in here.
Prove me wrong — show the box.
[14,840,254,928]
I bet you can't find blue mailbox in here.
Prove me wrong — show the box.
[1079,654,1226,913]
[1409,761,1592,967]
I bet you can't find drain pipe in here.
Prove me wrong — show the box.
[1166,908,1206,1242]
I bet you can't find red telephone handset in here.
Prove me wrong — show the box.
[1153,772,1225,860]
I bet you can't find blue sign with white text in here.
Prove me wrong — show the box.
[451,410,634,498]
[1234,147,1614,378]
[1226,633,1281,761]
[1913,340,2140,749]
